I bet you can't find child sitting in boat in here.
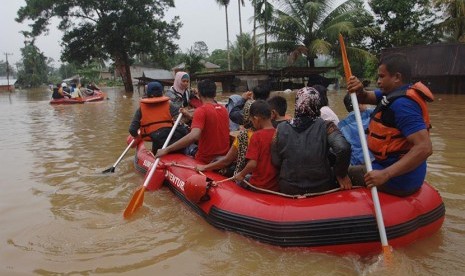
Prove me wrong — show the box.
[233,100,279,192]
[229,83,272,126]
[196,99,255,177]
[271,87,352,195]
[267,95,290,128]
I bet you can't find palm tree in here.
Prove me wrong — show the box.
[434,0,465,42]
[238,0,245,70]
[265,0,377,67]
[238,0,245,34]
[230,33,259,70]
[215,0,232,70]
[253,0,274,69]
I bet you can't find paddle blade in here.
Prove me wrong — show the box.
[102,166,115,174]
[383,245,393,265]
[338,34,352,82]
[123,186,146,219]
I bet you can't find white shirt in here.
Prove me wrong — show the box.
[320,106,339,125]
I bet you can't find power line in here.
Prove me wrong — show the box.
[4,52,13,92]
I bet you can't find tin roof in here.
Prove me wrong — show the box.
[382,43,465,77]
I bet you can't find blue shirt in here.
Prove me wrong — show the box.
[338,109,373,165]
[373,87,428,192]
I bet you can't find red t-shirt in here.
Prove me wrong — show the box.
[245,128,279,191]
[191,102,230,163]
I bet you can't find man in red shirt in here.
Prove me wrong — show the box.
[155,79,230,164]
[234,100,279,191]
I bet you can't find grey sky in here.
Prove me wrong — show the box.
[0,0,254,67]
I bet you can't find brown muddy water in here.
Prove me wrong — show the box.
[0,87,464,275]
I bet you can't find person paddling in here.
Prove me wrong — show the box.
[346,53,434,196]
[129,81,186,154]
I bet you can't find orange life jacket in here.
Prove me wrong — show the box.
[367,82,434,161]
[140,96,173,141]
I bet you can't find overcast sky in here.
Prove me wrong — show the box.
[0,0,254,67]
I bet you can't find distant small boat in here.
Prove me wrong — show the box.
[50,90,105,105]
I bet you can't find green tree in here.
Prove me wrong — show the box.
[266,0,377,68]
[16,0,181,93]
[58,63,79,80]
[230,33,259,70]
[0,60,16,77]
[16,39,49,87]
[192,41,210,58]
[215,0,232,70]
[434,0,465,42]
[180,48,204,75]
[369,0,442,49]
[209,49,229,69]
[253,0,274,69]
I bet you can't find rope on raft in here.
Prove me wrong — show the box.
[165,161,362,199]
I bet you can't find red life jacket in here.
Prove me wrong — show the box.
[140,96,173,141]
[367,82,434,161]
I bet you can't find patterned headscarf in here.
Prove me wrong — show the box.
[242,99,255,129]
[290,87,321,131]
[173,71,189,93]
[234,99,255,175]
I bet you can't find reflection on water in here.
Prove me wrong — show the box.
[0,87,464,275]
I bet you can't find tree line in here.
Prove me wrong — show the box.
[9,0,465,90]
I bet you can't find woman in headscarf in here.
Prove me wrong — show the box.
[271,87,352,195]
[166,71,201,118]
[196,99,255,176]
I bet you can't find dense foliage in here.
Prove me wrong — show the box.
[16,0,181,92]
[16,41,50,87]
[369,0,442,50]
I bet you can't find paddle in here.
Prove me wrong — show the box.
[339,34,392,261]
[102,139,136,173]
[123,113,183,219]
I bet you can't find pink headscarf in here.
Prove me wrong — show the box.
[173,71,189,93]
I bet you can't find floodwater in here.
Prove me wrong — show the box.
[0,87,464,275]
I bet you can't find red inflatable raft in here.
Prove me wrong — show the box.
[49,90,105,105]
[132,140,445,256]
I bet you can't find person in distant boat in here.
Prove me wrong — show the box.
[271,87,352,195]
[51,83,63,99]
[267,95,290,128]
[229,83,272,126]
[196,99,256,176]
[61,82,71,95]
[129,81,186,154]
[52,83,71,99]
[166,71,201,121]
[346,53,434,196]
[313,84,339,125]
[81,82,99,96]
[338,93,374,166]
[233,100,279,192]
[70,83,83,98]
[87,82,100,91]
[155,79,230,164]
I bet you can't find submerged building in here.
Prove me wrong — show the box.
[382,43,465,94]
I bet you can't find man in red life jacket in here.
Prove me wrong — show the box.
[129,81,187,154]
[347,53,434,196]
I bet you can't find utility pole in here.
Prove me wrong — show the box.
[4,52,13,92]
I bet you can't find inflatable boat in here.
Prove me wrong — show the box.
[132,140,445,255]
[49,90,105,104]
